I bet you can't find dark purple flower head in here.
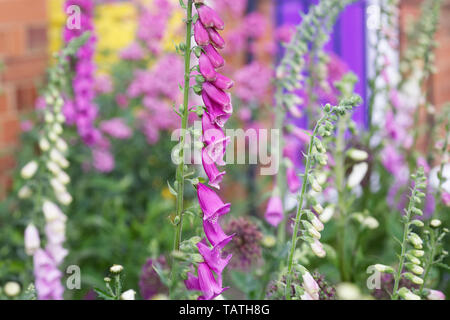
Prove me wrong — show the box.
[372,272,419,300]
[223,218,262,270]
[139,256,168,300]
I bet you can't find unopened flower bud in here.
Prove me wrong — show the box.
[310,178,322,193]
[398,287,420,300]
[405,263,424,275]
[362,216,379,229]
[410,220,424,227]
[403,272,423,284]
[261,235,276,248]
[373,264,394,273]
[406,254,421,265]
[408,233,423,249]
[409,249,425,257]
[110,264,124,273]
[312,203,324,215]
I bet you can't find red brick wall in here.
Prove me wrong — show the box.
[399,0,450,152]
[0,0,48,196]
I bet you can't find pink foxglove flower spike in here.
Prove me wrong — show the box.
[183,1,234,300]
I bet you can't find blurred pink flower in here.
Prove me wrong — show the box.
[243,13,267,39]
[100,118,132,140]
[120,42,145,60]
[234,62,273,103]
[95,74,113,94]
[92,148,115,173]
[20,120,33,132]
[276,24,295,43]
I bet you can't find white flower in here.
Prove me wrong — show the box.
[347,148,369,161]
[24,224,40,255]
[319,205,334,223]
[362,216,379,229]
[46,161,61,175]
[300,291,318,300]
[44,112,54,123]
[430,219,441,228]
[302,272,320,297]
[315,172,327,185]
[42,200,65,222]
[310,215,324,232]
[52,123,63,135]
[50,178,66,194]
[57,156,69,169]
[4,282,21,297]
[48,131,58,141]
[18,185,32,199]
[427,289,445,300]
[347,162,368,188]
[336,283,361,300]
[311,179,323,193]
[120,289,136,300]
[110,264,124,273]
[56,138,68,153]
[20,161,38,179]
[57,171,70,185]
[308,227,321,239]
[310,239,326,258]
[56,114,66,123]
[55,191,73,206]
[39,138,50,152]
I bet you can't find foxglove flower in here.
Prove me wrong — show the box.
[202,149,226,189]
[185,2,234,300]
[286,166,301,193]
[265,194,283,227]
[197,183,231,221]
[25,224,40,256]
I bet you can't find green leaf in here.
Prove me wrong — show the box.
[94,288,114,300]
[167,181,178,196]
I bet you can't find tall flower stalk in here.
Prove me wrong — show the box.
[284,96,361,300]
[269,0,358,245]
[20,34,89,300]
[171,0,234,300]
[173,0,194,253]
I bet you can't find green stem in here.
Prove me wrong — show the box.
[334,115,349,282]
[275,87,287,247]
[173,0,193,253]
[285,116,324,300]
[419,229,436,296]
[392,187,416,300]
